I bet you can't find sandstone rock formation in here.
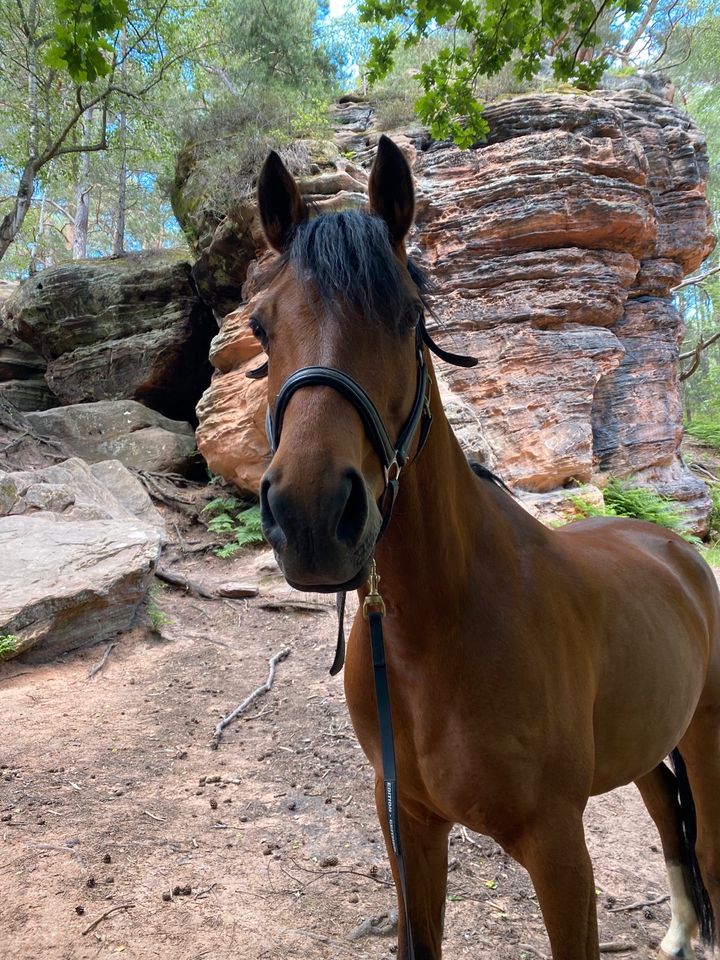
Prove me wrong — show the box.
[25,400,198,476]
[190,86,715,532]
[3,251,216,424]
[0,457,163,661]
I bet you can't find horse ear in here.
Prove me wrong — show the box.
[257,151,305,252]
[368,135,415,245]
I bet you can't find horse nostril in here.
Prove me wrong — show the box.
[260,474,286,550]
[335,469,369,547]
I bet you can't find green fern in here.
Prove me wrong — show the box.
[210,504,265,558]
[202,496,242,516]
[571,479,695,541]
[206,512,237,534]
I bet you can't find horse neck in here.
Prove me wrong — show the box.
[372,362,547,617]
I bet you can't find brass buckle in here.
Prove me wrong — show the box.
[362,558,386,619]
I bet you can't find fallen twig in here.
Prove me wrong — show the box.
[294,928,355,954]
[259,600,329,614]
[155,566,214,599]
[193,882,217,901]
[142,809,167,822]
[599,943,637,954]
[686,460,719,482]
[87,641,117,680]
[81,902,135,936]
[211,648,290,749]
[29,842,84,865]
[607,893,669,913]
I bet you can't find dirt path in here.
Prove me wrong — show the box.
[0,546,694,960]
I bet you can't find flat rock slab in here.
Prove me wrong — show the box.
[0,514,161,662]
[0,457,165,662]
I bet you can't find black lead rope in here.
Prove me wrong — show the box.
[364,562,415,959]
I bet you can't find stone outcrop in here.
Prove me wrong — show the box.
[3,251,217,424]
[0,280,55,412]
[192,86,715,531]
[172,140,369,317]
[0,458,163,661]
[25,400,198,476]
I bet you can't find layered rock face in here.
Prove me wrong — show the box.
[194,87,715,530]
[413,90,714,528]
[4,251,217,424]
[0,280,55,412]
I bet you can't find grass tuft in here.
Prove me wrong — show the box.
[685,418,720,450]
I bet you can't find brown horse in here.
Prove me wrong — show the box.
[250,135,720,960]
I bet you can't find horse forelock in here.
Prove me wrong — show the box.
[277,210,426,331]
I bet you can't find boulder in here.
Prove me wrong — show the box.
[3,251,216,423]
[0,378,56,412]
[1,457,165,531]
[0,515,159,662]
[25,400,197,475]
[0,457,163,661]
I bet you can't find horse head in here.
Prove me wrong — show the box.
[253,136,426,592]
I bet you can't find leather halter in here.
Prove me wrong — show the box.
[265,323,433,540]
[249,312,477,675]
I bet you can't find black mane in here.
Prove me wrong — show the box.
[284,210,427,330]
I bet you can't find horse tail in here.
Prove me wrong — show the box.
[669,748,715,945]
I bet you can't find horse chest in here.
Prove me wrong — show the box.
[344,632,565,835]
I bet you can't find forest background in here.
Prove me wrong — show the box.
[0,0,718,417]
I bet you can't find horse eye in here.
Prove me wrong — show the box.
[249,315,268,348]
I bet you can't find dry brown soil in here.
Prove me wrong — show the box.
[0,534,706,960]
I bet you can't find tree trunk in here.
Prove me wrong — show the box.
[29,190,46,275]
[112,28,128,257]
[72,110,94,259]
[0,161,37,262]
[112,108,128,256]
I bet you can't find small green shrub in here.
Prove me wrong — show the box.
[607,65,638,77]
[571,478,694,540]
[701,543,720,567]
[147,585,172,631]
[0,634,19,659]
[707,484,720,539]
[202,498,265,558]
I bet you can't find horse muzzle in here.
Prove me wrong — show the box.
[260,465,381,592]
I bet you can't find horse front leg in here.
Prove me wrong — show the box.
[508,804,600,960]
[374,777,452,960]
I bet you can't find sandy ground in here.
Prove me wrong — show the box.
[0,539,708,960]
